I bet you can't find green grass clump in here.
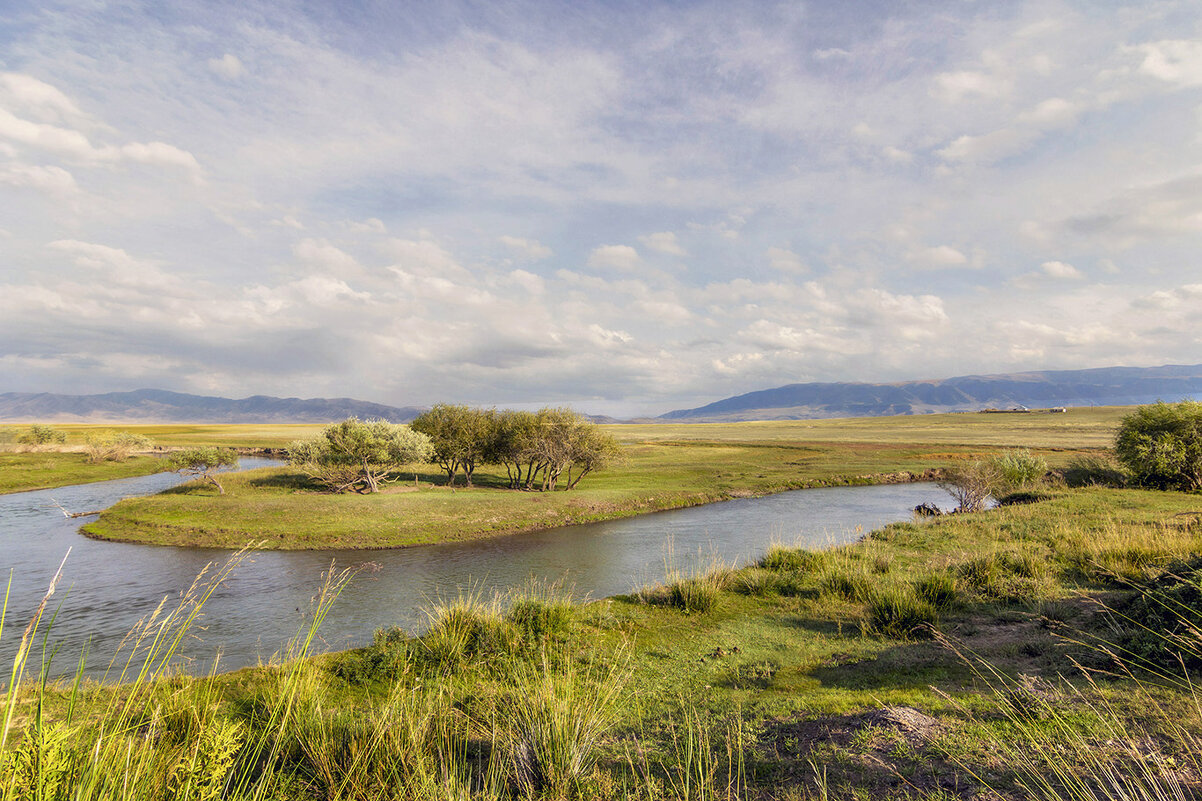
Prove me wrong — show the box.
[955,549,1055,603]
[505,584,575,642]
[818,564,872,602]
[914,571,960,610]
[759,545,826,573]
[865,584,938,639]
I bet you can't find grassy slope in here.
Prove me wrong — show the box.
[80,407,1121,549]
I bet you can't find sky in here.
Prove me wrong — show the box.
[1,0,1201,417]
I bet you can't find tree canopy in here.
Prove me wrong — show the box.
[164,447,240,494]
[1115,401,1202,492]
[289,418,434,493]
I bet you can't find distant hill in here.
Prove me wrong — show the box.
[660,364,1202,422]
[0,389,424,423]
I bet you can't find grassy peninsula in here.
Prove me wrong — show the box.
[78,408,1121,549]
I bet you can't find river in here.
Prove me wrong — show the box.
[0,462,951,677]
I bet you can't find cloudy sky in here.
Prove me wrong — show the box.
[1,0,1201,416]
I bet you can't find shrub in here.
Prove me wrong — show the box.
[17,424,66,445]
[988,448,1048,490]
[83,430,153,462]
[937,460,1002,512]
[866,584,938,639]
[1115,401,1202,491]
[289,418,434,494]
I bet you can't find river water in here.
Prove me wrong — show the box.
[0,463,951,677]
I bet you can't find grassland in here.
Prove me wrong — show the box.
[7,481,1202,800]
[77,407,1122,549]
[0,451,172,494]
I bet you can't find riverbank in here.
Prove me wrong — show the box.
[80,433,1000,549]
[13,483,1202,800]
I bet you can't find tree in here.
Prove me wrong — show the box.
[164,447,240,494]
[83,430,154,463]
[409,404,494,486]
[527,407,621,491]
[937,460,1001,512]
[289,418,434,493]
[1115,401,1202,491]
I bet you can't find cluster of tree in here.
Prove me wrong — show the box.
[1115,401,1202,492]
[410,404,621,491]
[288,418,434,493]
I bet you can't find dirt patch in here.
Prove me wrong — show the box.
[756,706,983,799]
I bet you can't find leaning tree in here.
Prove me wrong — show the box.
[289,418,433,493]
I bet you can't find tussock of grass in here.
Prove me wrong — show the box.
[914,571,960,610]
[759,544,827,574]
[954,549,1057,603]
[865,583,938,639]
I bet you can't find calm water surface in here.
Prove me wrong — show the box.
[0,464,952,677]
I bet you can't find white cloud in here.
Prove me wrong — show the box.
[1137,40,1202,87]
[638,231,685,256]
[207,54,246,80]
[910,245,970,269]
[0,73,85,122]
[587,244,641,272]
[933,70,1010,102]
[0,163,77,194]
[499,235,552,259]
[766,247,806,273]
[344,217,386,234]
[1041,260,1082,279]
[294,238,361,274]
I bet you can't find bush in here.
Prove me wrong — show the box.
[1115,401,1202,491]
[988,448,1048,490]
[17,424,66,445]
[937,460,1002,512]
[83,430,153,462]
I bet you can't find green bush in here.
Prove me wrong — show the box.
[1115,401,1202,491]
[17,424,66,445]
[988,448,1048,490]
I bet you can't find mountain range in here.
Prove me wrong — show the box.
[0,389,423,423]
[4,364,1201,424]
[659,364,1202,422]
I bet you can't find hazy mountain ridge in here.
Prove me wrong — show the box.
[660,364,1202,422]
[0,389,423,423]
